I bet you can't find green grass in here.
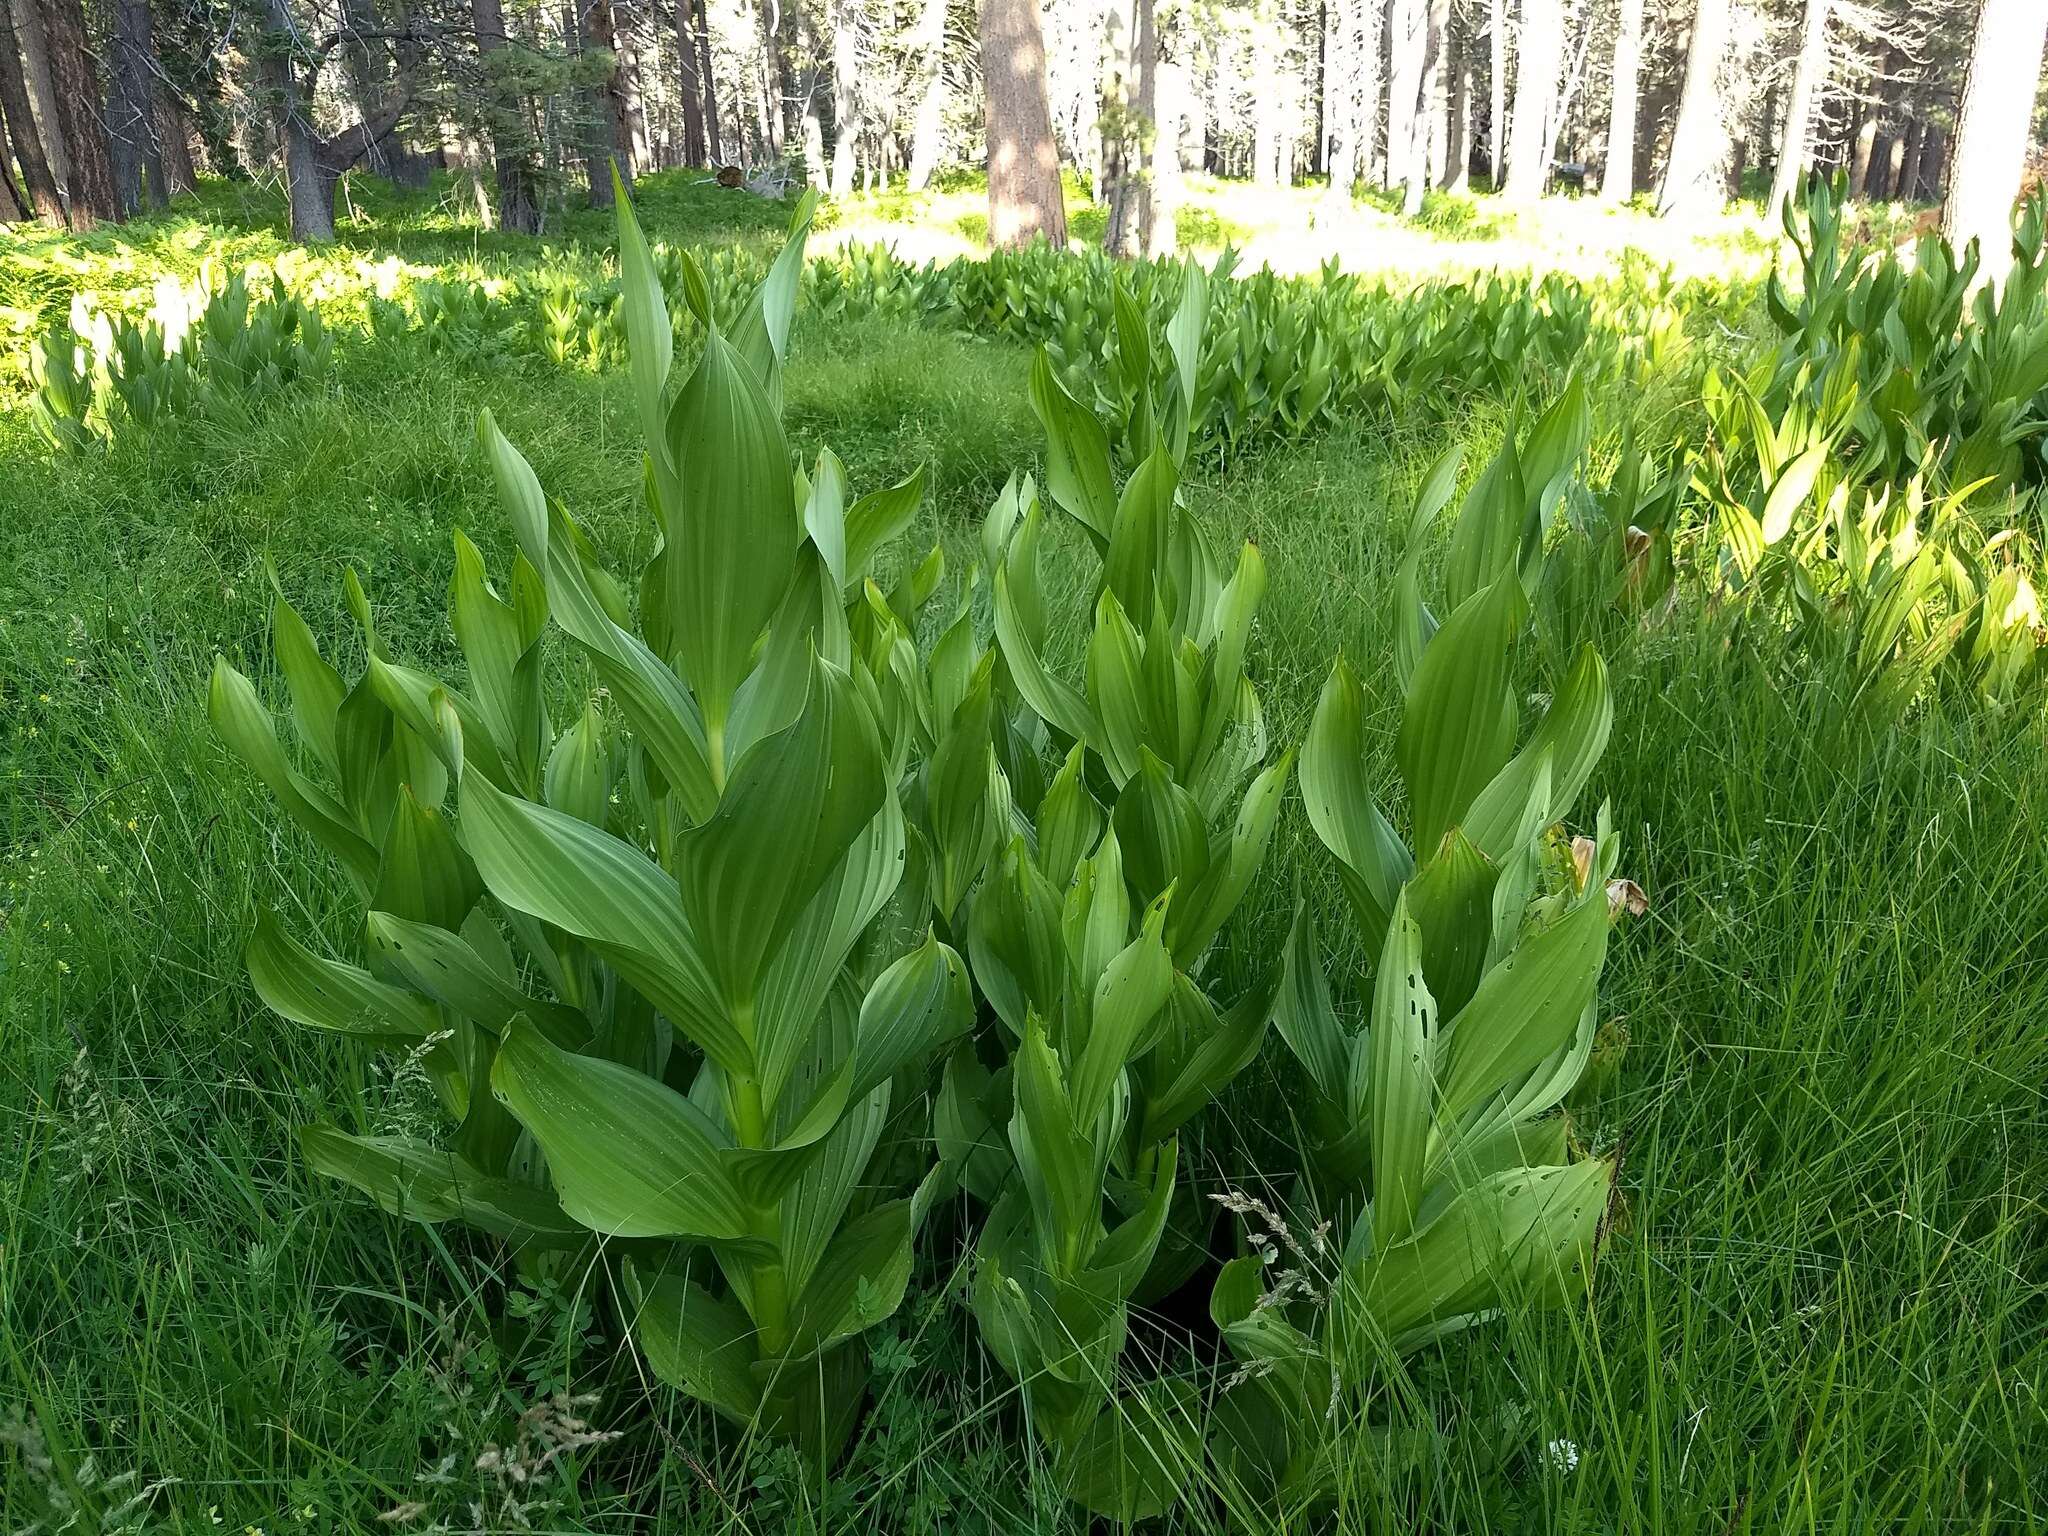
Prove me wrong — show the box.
[3,182,2044,1533]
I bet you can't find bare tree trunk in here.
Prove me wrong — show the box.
[475,0,542,230]
[1441,8,1469,189]
[1765,0,1827,221]
[1486,0,1504,184]
[905,0,949,188]
[579,0,635,204]
[1107,0,1155,253]
[1895,114,1924,204]
[696,0,721,160]
[1847,47,1898,199]
[1386,0,1420,195]
[0,0,62,222]
[1502,0,1561,201]
[1401,0,1448,212]
[1150,51,1180,254]
[107,0,167,212]
[156,90,197,195]
[38,0,115,226]
[618,3,651,169]
[1253,13,1282,184]
[676,0,707,163]
[828,0,860,193]
[1944,0,2048,293]
[980,0,1066,245]
[1655,0,1728,217]
[1599,0,1642,200]
[797,4,825,185]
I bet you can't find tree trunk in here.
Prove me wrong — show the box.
[676,0,707,164]
[1108,0,1155,253]
[1150,52,1180,255]
[1847,51,1900,200]
[618,5,651,170]
[1386,0,1421,196]
[797,3,824,185]
[980,0,1066,245]
[1253,15,1282,184]
[0,146,22,219]
[696,1,721,160]
[108,0,167,212]
[1502,0,1561,201]
[1407,0,1449,210]
[1764,0,1827,222]
[157,90,197,195]
[828,0,860,194]
[1895,115,1924,205]
[1441,10,1469,189]
[475,0,542,229]
[0,0,62,222]
[38,0,116,226]
[1486,0,1504,184]
[1655,0,1728,218]
[580,0,635,204]
[14,0,66,192]
[905,0,948,188]
[1598,0,1642,200]
[1944,0,2048,293]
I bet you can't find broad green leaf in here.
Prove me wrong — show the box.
[300,1126,583,1244]
[1029,349,1117,546]
[269,593,345,782]
[210,658,380,888]
[1110,750,1209,912]
[1462,644,1610,860]
[490,1017,753,1241]
[613,178,674,452]
[1437,892,1608,1123]
[676,654,887,1011]
[366,910,585,1046]
[656,329,799,740]
[1301,657,1413,942]
[247,910,435,1038]
[968,837,1067,1035]
[1070,900,1175,1128]
[1397,575,1528,856]
[844,465,926,588]
[1370,892,1436,1249]
[1012,1018,1101,1276]
[624,1263,764,1424]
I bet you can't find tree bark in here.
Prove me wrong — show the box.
[108,0,166,212]
[0,144,22,219]
[1598,0,1642,200]
[905,0,948,187]
[1386,0,1421,195]
[1486,0,1504,184]
[675,0,707,163]
[474,0,541,229]
[1400,0,1447,212]
[38,0,116,227]
[980,0,1066,245]
[1655,0,1729,218]
[695,0,721,160]
[828,0,860,193]
[0,0,62,222]
[1107,0,1156,253]
[15,0,67,192]
[1944,0,2048,293]
[1253,13,1282,184]
[1502,0,1561,201]
[1442,9,1469,189]
[1150,51,1179,255]
[579,0,635,204]
[1764,0,1827,222]
[1895,115,1924,204]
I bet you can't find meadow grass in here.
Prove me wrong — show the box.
[2,182,2044,1533]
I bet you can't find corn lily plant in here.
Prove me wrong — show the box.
[1205,424,1623,1503]
[209,185,973,1458]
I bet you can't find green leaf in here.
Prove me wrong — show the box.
[1110,749,1209,911]
[366,910,586,1047]
[1301,657,1413,942]
[1404,828,1497,1020]
[247,910,436,1038]
[613,179,674,453]
[1760,442,1827,544]
[459,770,743,1073]
[1070,900,1175,1129]
[300,1125,584,1244]
[490,1018,753,1240]
[655,329,799,739]
[1437,893,1609,1124]
[1011,1018,1103,1277]
[1398,575,1528,856]
[967,838,1066,1035]
[1462,644,1610,861]
[1272,896,1348,1107]
[268,593,346,782]
[210,658,380,889]
[1036,743,1104,890]
[844,465,927,588]
[1029,348,1117,547]
[847,933,974,1100]
[1370,891,1436,1248]
[623,1261,764,1424]
[676,654,887,1011]
[1170,752,1291,967]
[786,1198,916,1355]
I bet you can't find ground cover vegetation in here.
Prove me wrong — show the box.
[4,152,2048,1536]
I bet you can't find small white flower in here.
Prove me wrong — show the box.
[1545,1437,1581,1475]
